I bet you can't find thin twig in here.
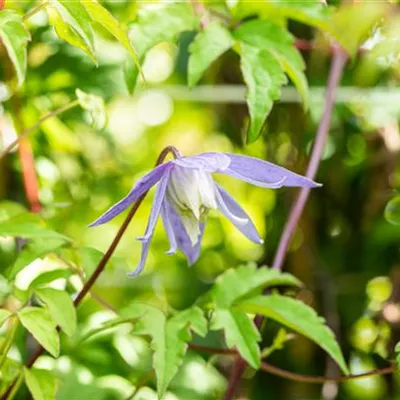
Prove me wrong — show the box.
[0,99,79,160]
[223,47,348,400]
[1,146,177,400]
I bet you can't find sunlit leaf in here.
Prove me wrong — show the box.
[199,264,301,308]
[17,307,59,357]
[188,22,233,87]
[47,6,97,63]
[122,303,206,398]
[211,309,260,368]
[0,215,70,242]
[238,43,286,143]
[0,309,12,327]
[35,288,77,336]
[0,10,30,86]
[330,2,389,57]
[76,88,107,130]
[0,358,21,392]
[53,0,95,56]
[237,294,349,374]
[125,2,199,92]
[24,368,58,400]
[81,0,140,70]
[28,269,72,291]
[235,19,308,115]
[7,238,67,279]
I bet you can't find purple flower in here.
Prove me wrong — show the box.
[90,151,320,276]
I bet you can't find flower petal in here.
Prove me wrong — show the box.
[164,200,204,264]
[173,152,231,172]
[160,201,178,255]
[89,162,173,227]
[129,170,170,277]
[222,153,321,188]
[215,184,263,244]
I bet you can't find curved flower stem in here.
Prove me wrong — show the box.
[1,146,177,400]
[0,99,80,160]
[22,1,50,22]
[223,48,348,400]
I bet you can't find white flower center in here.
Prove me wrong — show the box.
[166,166,217,245]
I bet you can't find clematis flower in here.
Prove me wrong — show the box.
[90,150,320,276]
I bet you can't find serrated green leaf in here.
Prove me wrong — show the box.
[0,215,70,242]
[235,19,308,114]
[17,307,59,357]
[122,303,206,398]
[0,309,12,327]
[201,264,301,308]
[7,238,67,279]
[188,22,233,87]
[47,6,97,63]
[237,295,349,374]
[330,3,389,57]
[211,309,260,368]
[0,10,30,86]
[81,0,140,71]
[76,88,107,130]
[125,3,199,92]
[239,43,287,143]
[24,368,57,400]
[53,0,95,56]
[35,288,76,337]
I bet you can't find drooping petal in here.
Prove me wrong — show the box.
[222,153,321,189]
[164,200,204,264]
[173,152,231,172]
[160,202,177,255]
[89,162,173,227]
[215,184,263,244]
[129,171,170,277]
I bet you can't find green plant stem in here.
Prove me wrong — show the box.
[22,1,50,22]
[0,99,80,160]
[0,317,19,370]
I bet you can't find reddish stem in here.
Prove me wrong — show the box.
[223,48,348,400]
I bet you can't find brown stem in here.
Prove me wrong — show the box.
[2,146,178,399]
[223,47,348,400]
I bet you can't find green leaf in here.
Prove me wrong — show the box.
[0,358,21,391]
[210,309,260,368]
[122,303,207,398]
[76,88,107,130]
[81,0,141,70]
[0,215,70,242]
[235,19,308,113]
[200,264,301,308]
[28,269,72,291]
[35,288,77,337]
[0,309,12,327]
[7,238,66,279]
[239,43,287,143]
[0,10,30,86]
[47,6,97,63]
[237,294,349,374]
[330,3,389,57]
[188,22,233,87]
[0,201,27,223]
[17,307,59,357]
[125,3,199,92]
[24,368,57,400]
[53,0,95,56]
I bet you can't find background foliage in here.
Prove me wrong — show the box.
[1,0,400,399]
